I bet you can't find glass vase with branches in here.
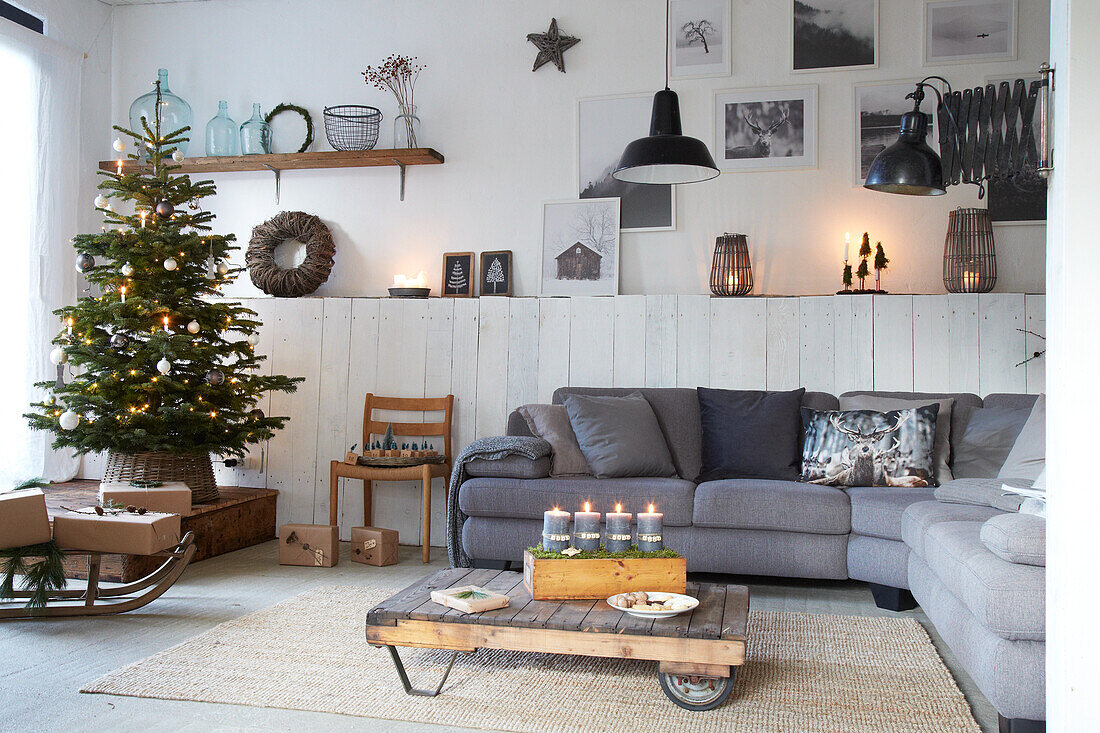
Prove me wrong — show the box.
[362,55,425,148]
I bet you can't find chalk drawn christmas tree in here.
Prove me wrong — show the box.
[447,261,467,292]
[485,257,505,294]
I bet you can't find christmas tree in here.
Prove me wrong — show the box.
[485,257,505,294]
[24,82,302,463]
[447,261,467,291]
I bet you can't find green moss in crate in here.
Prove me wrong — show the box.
[526,545,680,560]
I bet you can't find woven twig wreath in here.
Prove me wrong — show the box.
[246,211,335,297]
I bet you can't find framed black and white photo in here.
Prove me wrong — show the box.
[924,0,1017,65]
[853,81,939,186]
[578,94,675,232]
[714,86,817,173]
[441,251,475,297]
[987,177,1047,224]
[479,250,513,296]
[792,0,878,72]
[669,0,731,79]
[541,198,620,296]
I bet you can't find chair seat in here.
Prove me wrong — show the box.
[331,460,450,481]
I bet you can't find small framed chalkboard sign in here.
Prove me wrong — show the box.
[442,251,475,297]
[480,250,513,297]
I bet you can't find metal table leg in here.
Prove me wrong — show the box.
[386,645,465,697]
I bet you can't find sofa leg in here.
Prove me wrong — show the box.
[868,583,918,611]
[998,715,1045,733]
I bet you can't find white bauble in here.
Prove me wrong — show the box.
[187,320,200,334]
[49,346,66,365]
[121,262,134,277]
[94,194,109,209]
[112,137,126,152]
[59,410,80,430]
[216,260,230,276]
[246,332,260,346]
[156,358,172,375]
[163,257,178,272]
[172,151,185,163]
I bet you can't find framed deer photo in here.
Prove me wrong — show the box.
[713,86,818,172]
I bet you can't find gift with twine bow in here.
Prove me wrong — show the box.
[278,524,339,567]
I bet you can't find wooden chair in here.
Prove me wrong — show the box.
[329,394,454,563]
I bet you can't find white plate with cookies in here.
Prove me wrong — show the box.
[607,591,699,619]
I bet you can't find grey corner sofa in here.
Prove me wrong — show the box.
[455,386,1044,731]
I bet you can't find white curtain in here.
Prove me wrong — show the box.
[0,21,82,485]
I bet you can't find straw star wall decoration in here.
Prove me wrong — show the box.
[527,18,580,73]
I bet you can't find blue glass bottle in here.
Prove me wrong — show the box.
[129,68,193,155]
[240,103,272,155]
[205,101,238,156]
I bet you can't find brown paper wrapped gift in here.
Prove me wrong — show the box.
[279,523,339,567]
[350,526,399,566]
[99,482,193,517]
[52,508,181,555]
[0,488,51,550]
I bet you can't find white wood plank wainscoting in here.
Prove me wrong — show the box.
[80,294,1046,546]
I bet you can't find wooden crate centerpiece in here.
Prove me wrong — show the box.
[522,548,686,601]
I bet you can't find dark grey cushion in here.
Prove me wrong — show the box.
[934,477,1030,512]
[458,476,696,526]
[982,393,1040,410]
[553,387,701,480]
[561,392,677,478]
[952,405,1032,478]
[693,479,851,534]
[981,513,1046,567]
[902,499,1001,559]
[846,485,936,541]
[803,391,840,412]
[697,387,806,481]
[998,395,1045,481]
[506,410,533,437]
[464,455,551,480]
[841,390,981,456]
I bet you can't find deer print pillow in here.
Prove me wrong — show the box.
[800,405,940,488]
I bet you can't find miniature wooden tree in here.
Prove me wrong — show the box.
[874,242,889,291]
[842,263,853,290]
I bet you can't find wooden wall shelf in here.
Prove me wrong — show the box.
[98,148,444,201]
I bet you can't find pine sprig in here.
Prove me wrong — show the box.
[0,542,66,609]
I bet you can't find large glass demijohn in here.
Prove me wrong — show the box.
[129,68,193,155]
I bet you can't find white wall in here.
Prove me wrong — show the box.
[103,0,1048,298]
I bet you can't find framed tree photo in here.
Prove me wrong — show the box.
[441,252,475,297]
[714,86,817,172]
[792,0,878,72]
[541,198,621,297]
[669,0,731,80]
[480,250,513,296]
[924,0,1017,65]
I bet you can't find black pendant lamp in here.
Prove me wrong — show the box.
[613,1,719,185]
[864,77,954,196]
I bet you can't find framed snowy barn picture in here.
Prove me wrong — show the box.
[480,250,513,296]
[442,251,475,297]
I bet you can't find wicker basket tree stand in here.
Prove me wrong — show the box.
[103,452,220,504]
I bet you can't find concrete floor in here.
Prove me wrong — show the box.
[0,542,997,733]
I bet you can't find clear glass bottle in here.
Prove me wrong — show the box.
[239,103,272,155]
[205,101,238,156]
[393,104,420,148]
[129,68,193,155]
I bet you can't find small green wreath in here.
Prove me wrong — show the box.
[265,103,314,154]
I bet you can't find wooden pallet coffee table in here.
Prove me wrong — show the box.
[365,567,749,710]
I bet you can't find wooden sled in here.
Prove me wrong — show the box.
[0,532,196,620]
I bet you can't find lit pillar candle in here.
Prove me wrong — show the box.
[844,231,850,263]
[542,507,571,552]
[604,503,632,554]
[637,504,664,552]
[573,501,601,552]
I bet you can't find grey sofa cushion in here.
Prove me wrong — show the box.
[981,513,1046,566]
[982,393,1040,410]
[922,520,1045,641]
[841,390,980,458]
[553,387,701,481]
[563,393,677,478]
[846,485,936,541]
[693,479,850,534]
[902,499,1001,560]
[689,526,849,579]
[934,477,1030,512]
[803,391,840,412]
[458,476,696,526]
[952,405,1032,478]
[462,517,694,564]
[506,410,533,437]
[516,404,591,476]
[847,534,911,589]
[697,387,806,481]
[464,455,551,480]
[998,395,1046,481]
[839,394,955,484]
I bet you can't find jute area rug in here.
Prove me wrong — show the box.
[83,585,980,733]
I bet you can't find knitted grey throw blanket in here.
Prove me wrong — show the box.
[446,435,551,568]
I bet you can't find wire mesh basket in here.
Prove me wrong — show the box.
[323,105,382,151]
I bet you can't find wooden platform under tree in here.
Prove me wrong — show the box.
[44,480,277,583]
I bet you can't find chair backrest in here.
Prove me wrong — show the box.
[362,394,455,461]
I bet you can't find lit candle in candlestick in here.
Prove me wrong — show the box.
[66,317,73,336]
[637,503,664,552]
[844,232,850,263]
[604,503,632,554]
[119,285,126,304]
[542,507,571,553]
[139,210,147,229]
[163,316,170,333]
[116,159,123,175]
[573,501,601,553]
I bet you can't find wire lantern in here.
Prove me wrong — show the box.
[943,207,997,293]
[710,233,753,296]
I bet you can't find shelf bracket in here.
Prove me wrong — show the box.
[262,164,282,205]
[392,159,407,201]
